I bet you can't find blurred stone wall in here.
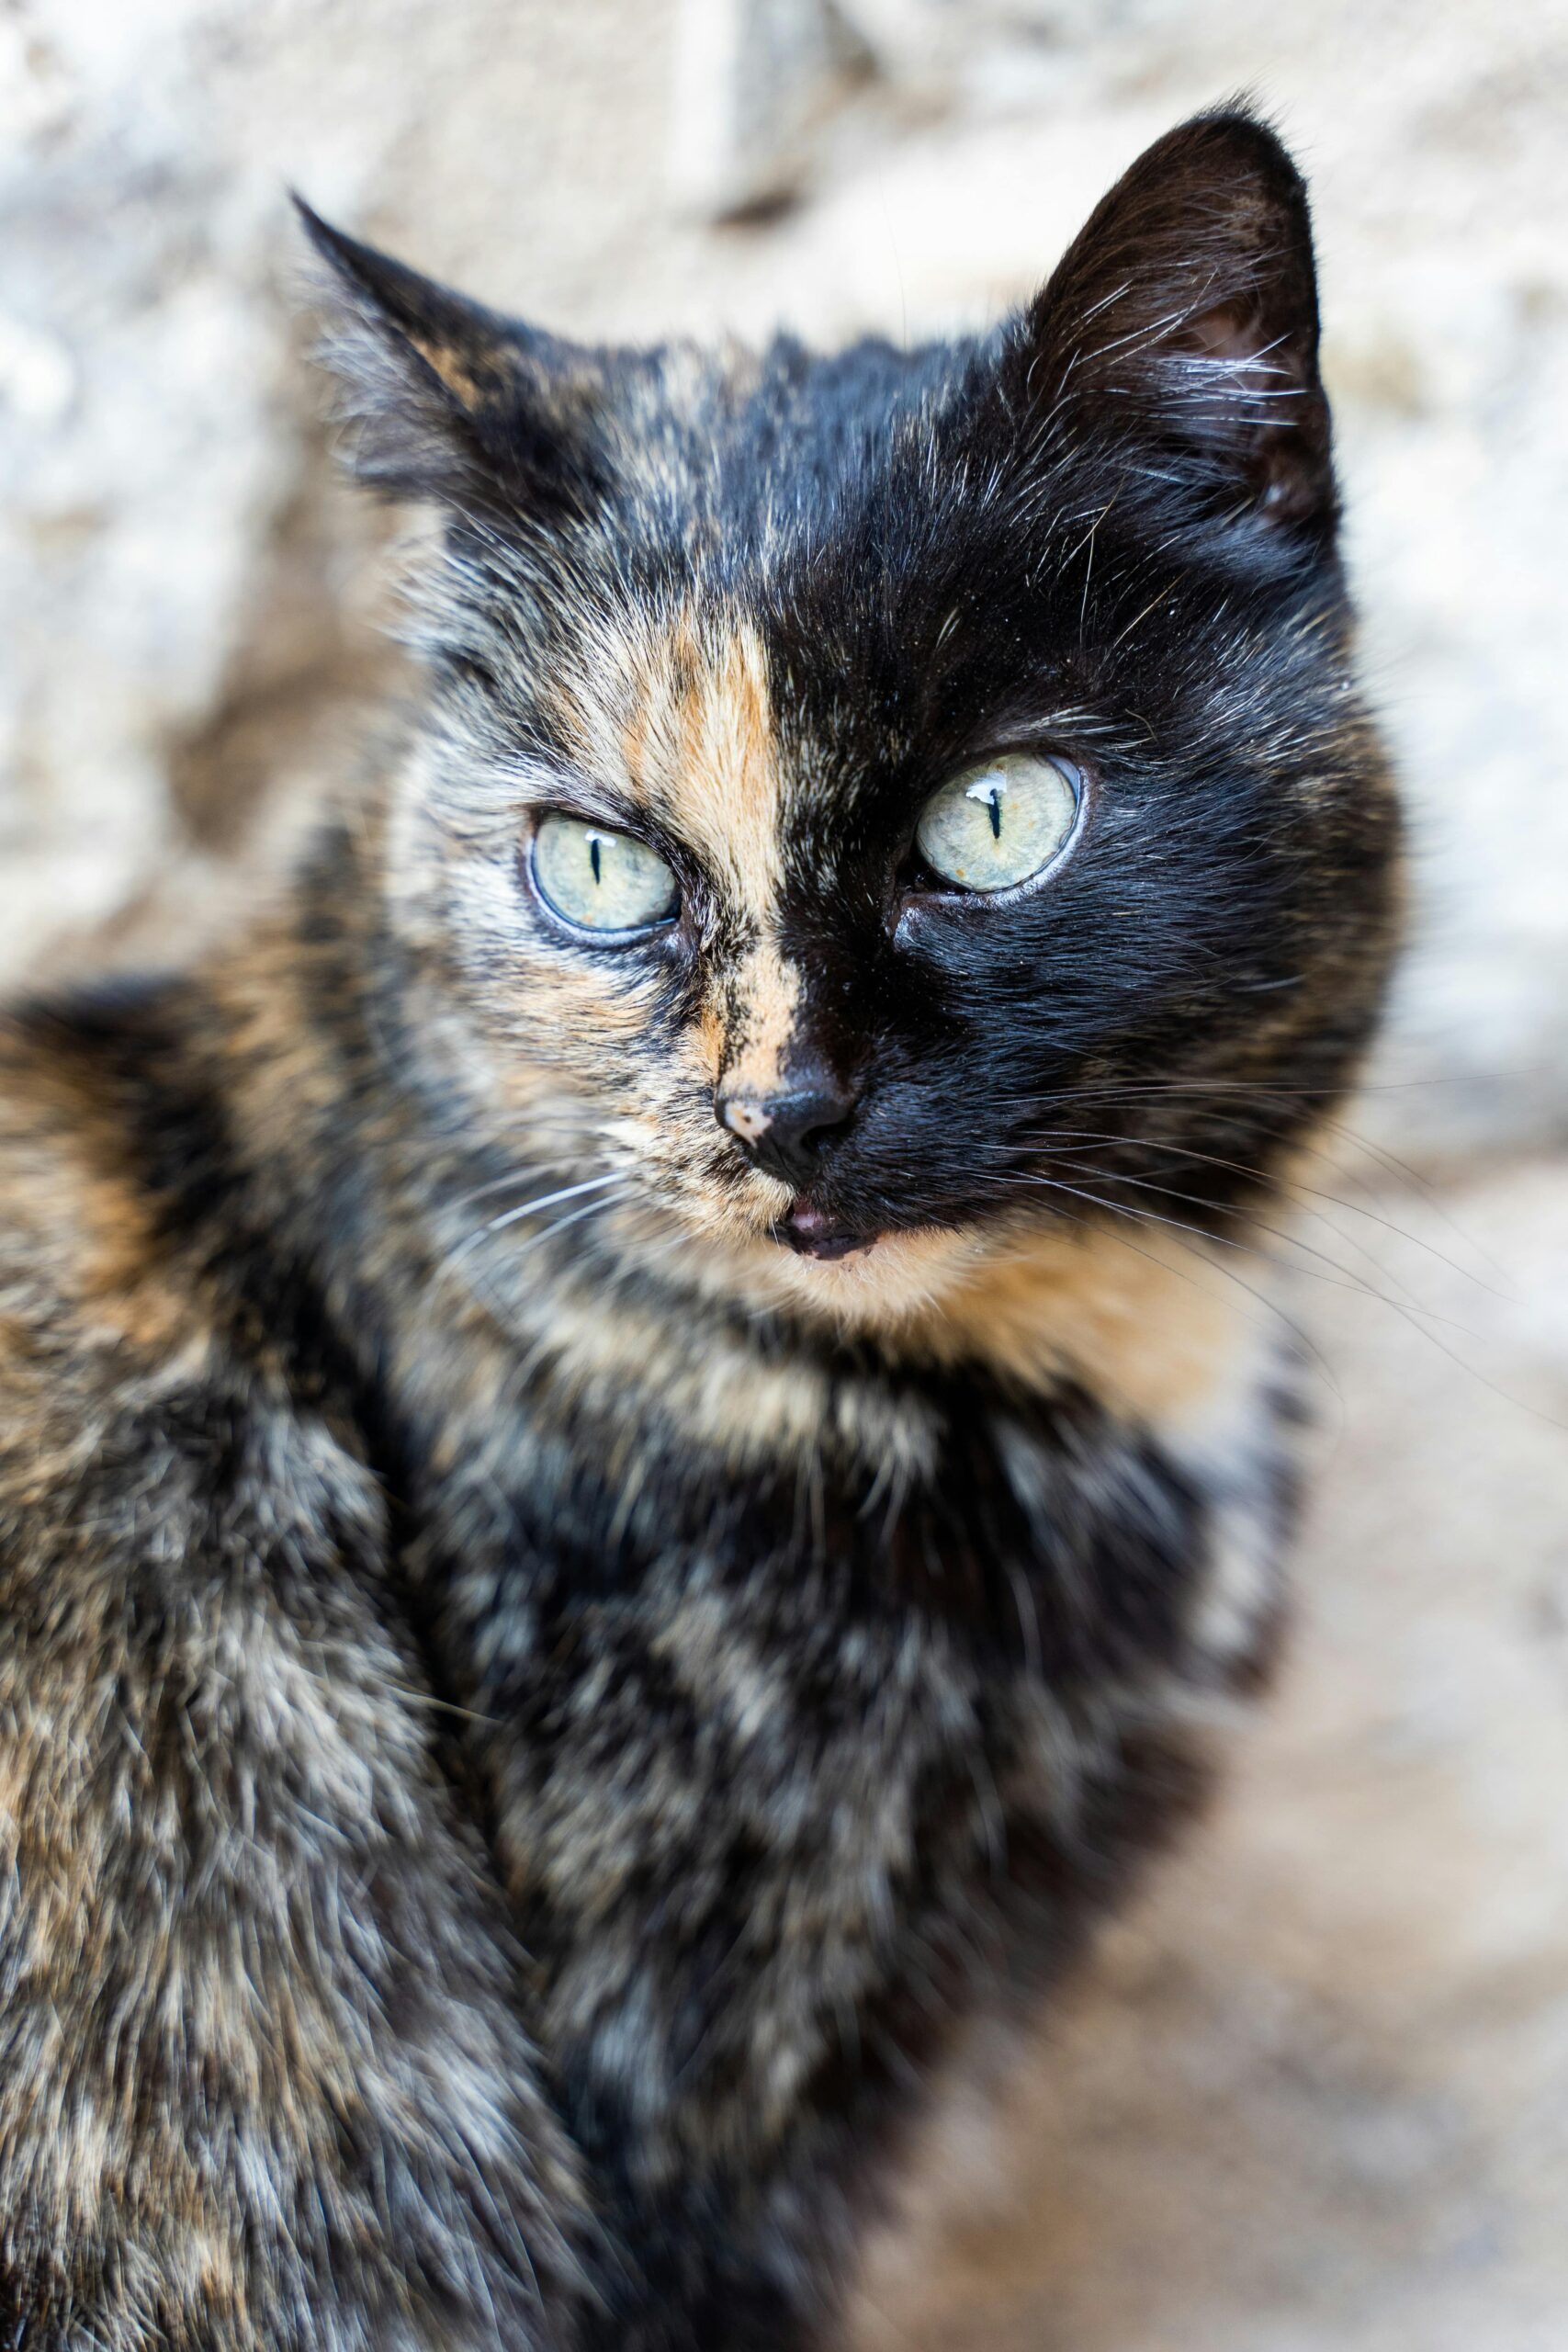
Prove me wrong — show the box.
[3,0,1567,1158]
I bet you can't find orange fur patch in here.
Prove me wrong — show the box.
[719,937,804,1097]
[408,334,486,409]
[591,611,804,1093]
[663,620,782,921]
[914,1216,1263,1433]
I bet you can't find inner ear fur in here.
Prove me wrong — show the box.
[1013,107,1334,534]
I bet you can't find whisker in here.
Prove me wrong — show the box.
[502,1187,635,1264]
[449,1158,583,1210]
[439,1172,628,1277]
[1021,1160,1494,1335]
[968,1074,1512,1288]
[992,1173,1345,1403]
[483,1171,626,1237]
[992,1125,1515,1304]
[1016,1169,1564,1431]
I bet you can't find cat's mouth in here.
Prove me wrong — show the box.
[773,1198,877,1261]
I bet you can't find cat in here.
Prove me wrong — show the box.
[0,105,1399,2352]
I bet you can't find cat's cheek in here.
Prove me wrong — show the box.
[436,851,677,1089]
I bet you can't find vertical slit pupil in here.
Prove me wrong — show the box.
[589,835,603,885]
[987,786,1003,840]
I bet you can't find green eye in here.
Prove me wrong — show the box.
[532,814,679,934]
[914,752,1082,893]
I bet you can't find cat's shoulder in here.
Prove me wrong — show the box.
[0,977,244,1489]
[0,969,397,1668]
[0,978,195,1307]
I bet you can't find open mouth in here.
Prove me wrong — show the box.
[773,1199,874,1261]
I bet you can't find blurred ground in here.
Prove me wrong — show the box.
[1,3,1565,2345]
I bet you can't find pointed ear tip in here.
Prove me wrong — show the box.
[290,191,351,274]
[1179,103,1309,195]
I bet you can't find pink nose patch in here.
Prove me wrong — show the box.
[721,1098,774,1143]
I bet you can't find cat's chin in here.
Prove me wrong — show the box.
[673,1217,994,1334]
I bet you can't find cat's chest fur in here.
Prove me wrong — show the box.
[383,1228,1294,2237]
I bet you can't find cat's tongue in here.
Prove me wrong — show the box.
[777,1201,867,1261]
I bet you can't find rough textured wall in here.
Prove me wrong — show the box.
[3,6,1567,2346]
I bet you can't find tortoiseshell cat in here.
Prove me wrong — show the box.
[0,108,1398,2350]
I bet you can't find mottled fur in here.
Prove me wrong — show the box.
[0,111,1397,2349]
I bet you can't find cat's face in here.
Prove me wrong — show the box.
[307,110,1399,1329]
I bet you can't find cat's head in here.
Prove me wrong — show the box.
[303,107,1399,1333]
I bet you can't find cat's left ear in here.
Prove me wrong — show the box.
[1012,107,1333,535]
[295,198,605,523]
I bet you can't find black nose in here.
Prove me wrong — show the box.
[716,1072,859,1188]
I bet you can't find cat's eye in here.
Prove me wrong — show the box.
[531,814,679,935]
[914,752,1082,893]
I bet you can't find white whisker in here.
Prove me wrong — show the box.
[439,1171,627,1277]
[483,1171,625,1236]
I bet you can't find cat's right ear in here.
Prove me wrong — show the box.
[1009,107,1334,538]
[294,199,606,524]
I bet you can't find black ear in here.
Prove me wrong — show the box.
[1013,108,1333,536]
[294,198,606,522]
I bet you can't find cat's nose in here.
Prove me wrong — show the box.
[716,1071,859,1188]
